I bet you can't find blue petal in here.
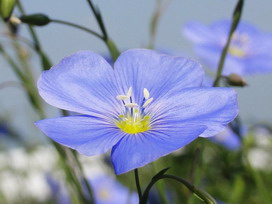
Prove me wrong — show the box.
[37,51,122,118]
[111,125,206,174]
[91,175,138,204]
[113,49,204,104]
[35,116,125,156]
[210,20,258,37]
[195,44,245,75]
[245,55,272,75]
[183,21,215,43]
[145,87,238,138]
[209,127,241,150]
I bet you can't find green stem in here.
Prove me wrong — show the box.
[51,18,119,61]
[0,45,45,117]
[16,1,52,70]
[50,19,104,40]
[213,0,244,87]
[148,0,171,49]
[54,144,90,204]
[141,174,217,204]
[85,0,120,61]
[0,44,91,203]
[134,169,142,201]
[6,3,94,202]
[152,162,167,204]
[72,150,94,202]
[85,0,108,40]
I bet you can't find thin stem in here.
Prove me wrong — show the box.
[213,0,244,87]
[8,3,94,202]
[72,150,94,202]
[152,162,167,204]
[84,0,120,61]
[141,174,217,204]
[0,44,89,203]
[148,0,172,49]
[50,19,104,40]
[85,0,108,40]
[134,169,142,200]
[17,2,39,51]
[16,0,51,70]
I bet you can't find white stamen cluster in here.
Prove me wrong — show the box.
[115,87,152,134]
[116,87,154,110]
[232,32,250,44]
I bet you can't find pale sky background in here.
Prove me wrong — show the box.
[0,0,271,142]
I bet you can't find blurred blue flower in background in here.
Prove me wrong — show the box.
[90,175,138,204]
[47,174,138,204]
[183,20,272,76]
[46,174,71,204]
[209,126,241,150]
[35,49,238,174]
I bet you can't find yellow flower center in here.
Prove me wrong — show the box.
[116,115,151,134]
[228,32,250,58]
[98,188,110,201]
[115,87,153,134]
[229,46,247,57]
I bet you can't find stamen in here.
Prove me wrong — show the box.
[115,87,153,134]
[126,87,133,98]
[142,98,153,108]
[125,103,138,108]
[143,88,150,100]
[116,95,129,100]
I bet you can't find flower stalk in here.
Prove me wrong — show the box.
[213,0,244,87]
[134,169,142,201]
[5,2,95,202]
[85,0,120,61]
[16,1,52,70]
[50,19,104,40]
[148,0,172,49]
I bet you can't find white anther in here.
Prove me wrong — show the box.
[126,87,133,98]
[142,97,153,108]
[116,95,129,100]
[125,103,138,108]
[143,88,150,99]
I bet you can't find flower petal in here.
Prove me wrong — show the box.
[209,127,241,150]
[113,49,204,104]
[210,20,258,37]
[245,55,272,75]
[195,44,245,75]
[35,116,125,156]
[146,87,238,138]
[111,125,206,174]
[37,51,122,118]
[183,21,215,43]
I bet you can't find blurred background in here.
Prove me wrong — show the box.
[0,0,272,203]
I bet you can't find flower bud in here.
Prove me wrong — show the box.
[20,14,51,26]
[0,0,16,21]
[226,73,247,87]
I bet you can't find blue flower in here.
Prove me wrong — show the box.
[183,20,272,76]
[90,175,138,204]
[46,174,138,204]
[46,174,71,204]
[35,49,238,174]
[209,126,241,150]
